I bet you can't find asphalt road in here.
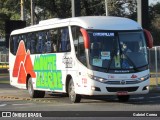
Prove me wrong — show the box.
[0,74,160,120]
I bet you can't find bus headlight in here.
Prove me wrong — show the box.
[138,74,150,81]
[88,74,108,83]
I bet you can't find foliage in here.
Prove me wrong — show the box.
[149,2,160,45]
[35,0,71,19]
[81,0,105,16]
[0,0,20,37]
[107,0,125,16]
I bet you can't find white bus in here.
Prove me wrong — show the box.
[9,16,153,103]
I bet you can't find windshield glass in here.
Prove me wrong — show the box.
[88,30,148,71]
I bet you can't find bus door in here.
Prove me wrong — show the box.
[72,26,88,88]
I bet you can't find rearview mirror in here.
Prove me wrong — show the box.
[144,29,153,49]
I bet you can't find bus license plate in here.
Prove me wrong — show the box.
[117,91,128,95]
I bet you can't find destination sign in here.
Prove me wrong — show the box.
[93,32,115,37]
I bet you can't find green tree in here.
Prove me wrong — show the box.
[107,0,137,20]
[81,0,105,16]
[0,0,20,37]
[149,2,160,45]
[32,0,71,23]
[123,0,137,20]
[107,0,125,16]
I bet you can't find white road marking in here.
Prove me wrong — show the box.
[0,104,7,107]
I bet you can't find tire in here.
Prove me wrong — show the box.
[117,95,130,102]
[28,77,45,98]
[68,79,81,103]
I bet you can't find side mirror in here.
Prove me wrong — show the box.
[144,29,153,49]
[80,28,89,49]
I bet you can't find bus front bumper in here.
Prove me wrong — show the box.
[75,79,150,96]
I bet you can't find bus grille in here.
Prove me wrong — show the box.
[106,87,139,92]
[105,80,140,85]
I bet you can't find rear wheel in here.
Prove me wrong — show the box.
[117,95,130,102]
[68,79,81,103]
[28,77,45,98]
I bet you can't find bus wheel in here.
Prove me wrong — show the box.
[28,77,45,98]
[68,79,81,103]
[117,95,130,102]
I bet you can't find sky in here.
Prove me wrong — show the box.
[149,0,160,5]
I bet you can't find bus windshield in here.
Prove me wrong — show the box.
[88,30,148,72]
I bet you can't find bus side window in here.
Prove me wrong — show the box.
[17,35,22,52]
[45,31,52,53]
[22,34,27,49]
[36,32,46,53]
[10,36,13,54]
[59,27,70,52]
[12,36,16,55]
[11,36,18,55]
[26,33,31,52]
[50,29,58,53]
[30,33,36,54]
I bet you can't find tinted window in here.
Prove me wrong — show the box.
[10,27,71,55]
[58,27,70,52]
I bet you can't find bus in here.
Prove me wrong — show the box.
[9,16,153,103]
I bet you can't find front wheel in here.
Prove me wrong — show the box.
[68,79,81,103]
[117,95,130,102]
[28,77,45,98]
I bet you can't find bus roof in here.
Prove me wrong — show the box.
[11,16,142,35]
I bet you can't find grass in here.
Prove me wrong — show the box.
[150,77,160,89]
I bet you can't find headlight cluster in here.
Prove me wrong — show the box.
[88,74,150,83]
[138,74,150,81]
[88,74,108,83]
